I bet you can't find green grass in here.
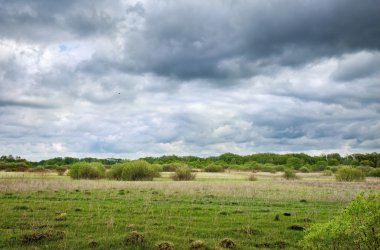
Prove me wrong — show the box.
[0,171,379,249]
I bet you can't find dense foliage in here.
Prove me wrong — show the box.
[107,160,159,181]
[171,166,196,181]
[1,152,380,174]
[302,193,380,249]
[335,167,365,182]
[68,162,106,179]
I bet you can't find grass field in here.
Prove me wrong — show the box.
[0,171,379,249]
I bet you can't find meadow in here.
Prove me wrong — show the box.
[0,171,379,249]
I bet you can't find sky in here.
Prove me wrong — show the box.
[0,0,380,161]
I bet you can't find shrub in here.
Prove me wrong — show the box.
[155,241,174,250]
[205,164,224,172]
[261,165,276,173]
[190,240,207,250]
[68,162,105,179]
[124,231,144,245]
[220,238,236,248]
[274,165,285,172]
[301,193,380,249]
[356,165,374,176]
[162,163,185,172]
[312,161,328,171]
[329,166,339,173]
[0,162,30,172]
[299,166,309,173]
[283,169,298,180]
[107,164,125,180]
[108,160,158,181]
[171,166,195,181]
[242,161,260,171]
[328,158,340,166]
[286,157,303,170]
[56,166,67,176]
[368,168,380,177]
[248,174,257,181]
[29,166,46,172]
[359,160,373,167]
[335,167,365,182]
[322,170,333,176]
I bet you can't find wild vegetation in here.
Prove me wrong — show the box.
[1,152,379,173]
[302,193,380,249]
[0,153,379,249]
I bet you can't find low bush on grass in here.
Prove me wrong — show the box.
[124,231,144,245]
[162,163,186,172]
[68,162,105,179]
[0,162,30,172]
[171,166,195,181]
[155,241,174,250]
[356,165,374,175]
[56,166,67,176]
[299,166,309,173]
[274,165,285,172]
[190,240,208,250]
[301,193,380,249]
[204,164,224,172]
[108,160,159,181]
[219,238,236,248]
[29,166,46,172]
[322,170,333,176]
[283,169,298,180]
[21,230,65,244]
[248,174,257,181]
[335,167,365,182]
[368,168,380,177]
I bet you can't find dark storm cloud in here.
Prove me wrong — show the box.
[0,0,379,159]
[0,0,120,42]
[123,0,380,80]
[0,99,55,109]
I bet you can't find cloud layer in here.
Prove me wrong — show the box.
[0,0,379,160]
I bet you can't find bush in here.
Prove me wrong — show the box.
[274,165,285,172]
[286,157,303,170]
[335,167,365,182]
[0,162,30,172]
[368,168,380,177]
[356,165,374,176]
[29,166,46,172]
[155,241,174,250]
[171,166,195,181]
[312,161,328,171]
[322,170,333,176]
[301,193,380,249]
[68,162,105,179]
[329,166,339,173]
[242,161,260,171]
[248,174,257,181]
[204,164,224,172]
[162,163,185,172]
[56,166,67,176]
[299,166,310,173]
[108,160,158,181]
[283,169,298,180]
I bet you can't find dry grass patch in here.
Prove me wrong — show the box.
[219,238,236,248]
[155,241,174,250]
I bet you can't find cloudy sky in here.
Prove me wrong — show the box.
[0,0,379,160]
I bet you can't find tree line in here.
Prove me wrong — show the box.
[0,152,379,170]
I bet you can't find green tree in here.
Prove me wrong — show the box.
[286,157,303,169]
[302,193,380,249]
